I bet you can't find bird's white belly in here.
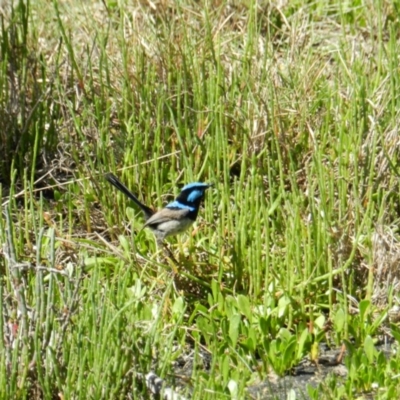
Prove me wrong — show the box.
[158,218,194,237]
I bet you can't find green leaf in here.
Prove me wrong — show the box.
[359,299,371,321]
[172,297,185,315]
[237,295,252,322]
[283,337,297,368]
[314,314,325,330]
[211,279,220,304]
[244,336,256,352]
[84,257,118,267]
[334,308,346,332]
[364,335,375,363]
[222,355,230,382]
[297,328,310,359]
[268,193,283,216]
[344,339,356,356]
[370,310,388,334]
[118,235,130,254]
[54,190,61,201]
[259,316,269,335]
[277,296,290,318]
[390,323,400,343]
[268,339,278,358]
[192,303,209,316]
[128,279,147,299]
[278,328,292,341]
[247,325,257,352]
[125,207,136,220]
[225,296,238,318]
[229,313,241,347]
[196,316,212,345]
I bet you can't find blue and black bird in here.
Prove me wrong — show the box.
[105,173,212,243]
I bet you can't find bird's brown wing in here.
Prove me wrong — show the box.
[144,208,191,228]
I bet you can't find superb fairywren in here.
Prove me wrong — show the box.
[105,173,212,243]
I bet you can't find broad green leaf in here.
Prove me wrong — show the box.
[364,335,375,363]
[359,299,371,321]
[222,355,230,382]
[390,324,400,343]
[314,314,325,330]
[229,313,241,347]
[172,297,185,315]
[118,235,130,254]
[277,296,290,318]
[334,308,346,332]
[283,337,297,369]
[278,328,292,341]
[297,328,310,359]
[259,316,269,335]
[237,295,252,322]
[125,207,136,220]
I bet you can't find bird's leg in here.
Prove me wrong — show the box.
[156,239,179,272]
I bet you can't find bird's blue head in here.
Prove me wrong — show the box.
[167,182,212,210]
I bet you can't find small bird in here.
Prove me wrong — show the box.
[105,173,212,243]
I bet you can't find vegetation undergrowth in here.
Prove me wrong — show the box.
[1,0,400,399]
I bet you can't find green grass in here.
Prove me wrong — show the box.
[2,0,400,398]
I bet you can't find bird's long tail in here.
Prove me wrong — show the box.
[105,173,154,219]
